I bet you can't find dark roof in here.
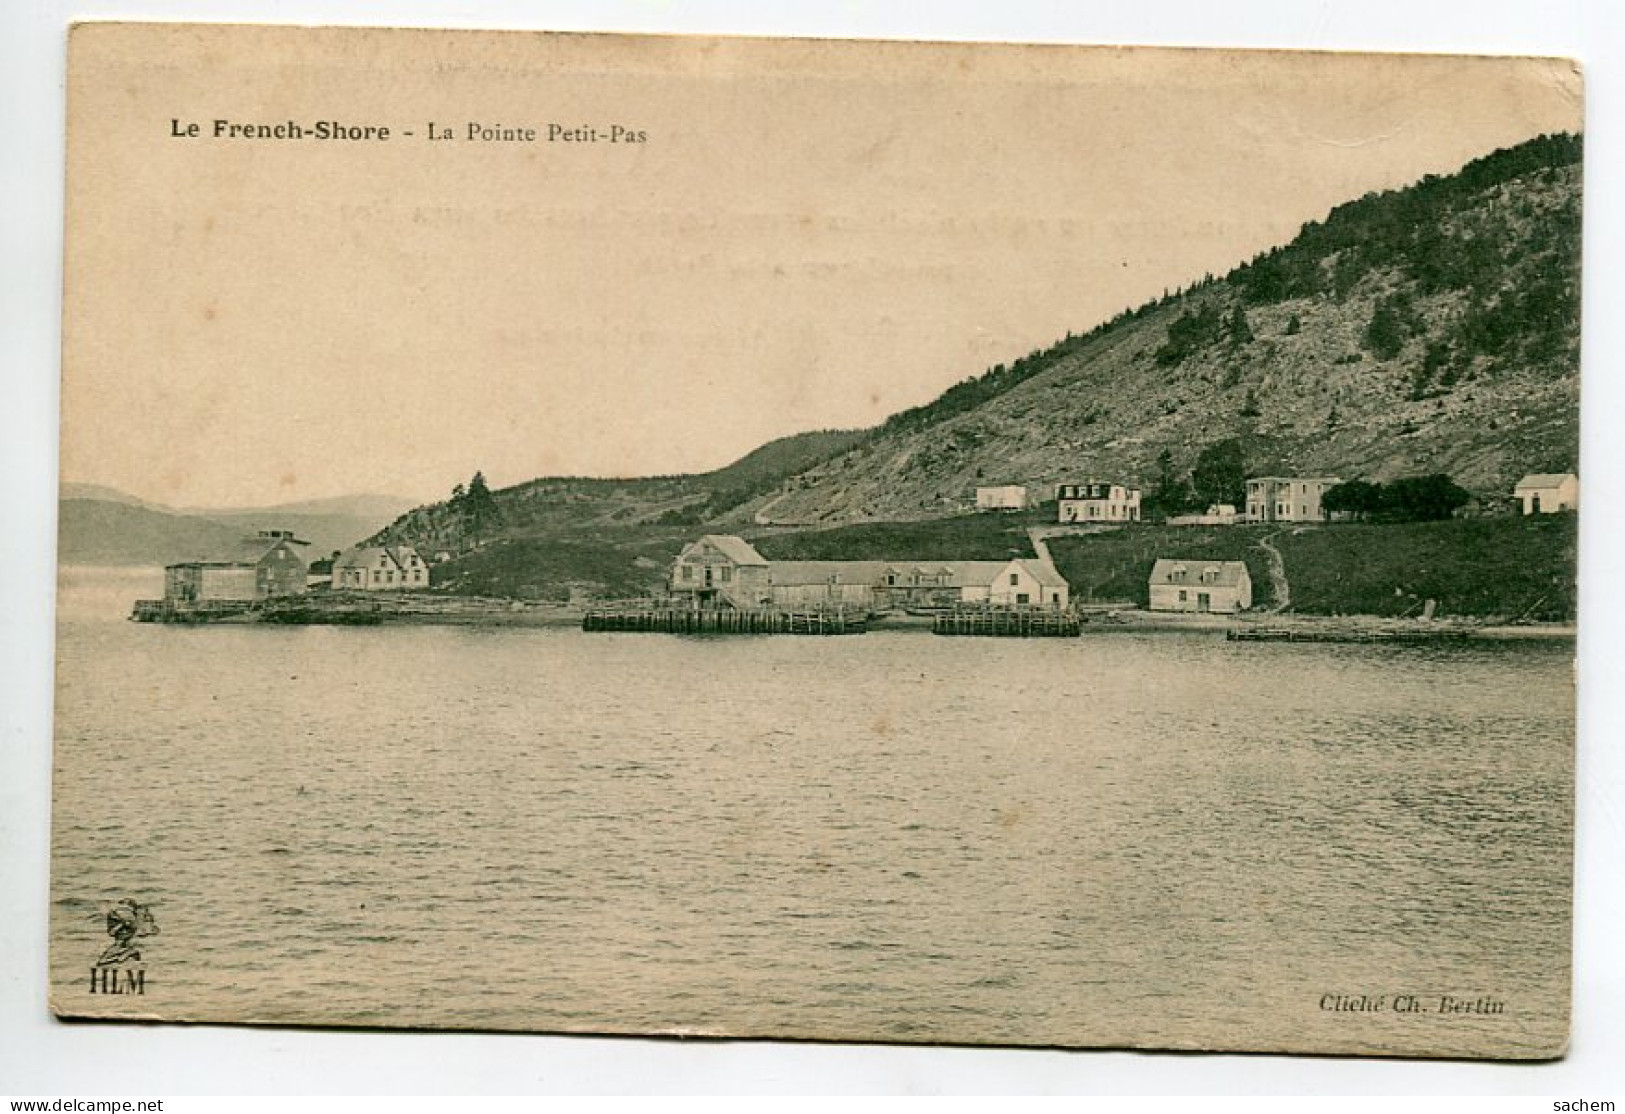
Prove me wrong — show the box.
[1057,481,1139,498]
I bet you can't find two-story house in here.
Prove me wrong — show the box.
[1056,481,1141,524]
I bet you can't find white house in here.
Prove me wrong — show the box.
[976,485,1028,512]
[1148,559,1252,614]
[1513,473,1578,515]
[331,544,430,591]
[1056,481,1141,524]
[1246,476,1341,523]
[959,558,1070,609]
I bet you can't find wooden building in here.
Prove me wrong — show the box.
[1148,558,1252,613]
[163,530,309,603]
[669,535,772,608]
[669,535,1071,611]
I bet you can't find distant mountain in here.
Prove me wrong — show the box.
[60,482,168,511]
[181,493,419,520]
[187,494,421,558]
[57,486,422,566]
[57,499,249,567]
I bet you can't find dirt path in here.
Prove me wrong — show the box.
[1026,523,1120,564]
[1254,531,1291,612]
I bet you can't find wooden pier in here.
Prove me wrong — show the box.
[131,598,256,623]
[583,607,868,635]
[1226,624,1475,645]
[932,607,1080,637]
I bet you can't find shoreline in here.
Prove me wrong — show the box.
[126,591,1577,641]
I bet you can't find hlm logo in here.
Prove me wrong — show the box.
[89,898,158,996]
[90,965,147,995]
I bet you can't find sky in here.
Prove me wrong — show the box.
[59,27,1583,508]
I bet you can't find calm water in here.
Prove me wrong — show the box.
[50,567,1574,1057]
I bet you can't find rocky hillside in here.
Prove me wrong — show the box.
[372,133,1580,594]
[370,428,865,558]
[750,133,1581,524]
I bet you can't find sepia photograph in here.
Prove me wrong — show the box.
[9,4,1618,1096]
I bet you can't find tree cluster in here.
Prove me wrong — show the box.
[1146,439,1250,518]
[448,470,502,536]
[1322,474,1470,522]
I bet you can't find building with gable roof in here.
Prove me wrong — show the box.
[331,543,430,591]
[669,535,1070,611]
[1513,473,1578,515]
[669,534,773,608]
[1056,481,1141,524]
[163,530,309,603]
[1148,558,1252,614]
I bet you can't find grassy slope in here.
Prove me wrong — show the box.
[1272,515,1575,620]
[429,511,1575,618]
[1048,515,1575,618]
[432,532,684,601]
[1048,526,1278,609]
[751,510,1044,562]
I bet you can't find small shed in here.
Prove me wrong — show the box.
[976,485,1028,511]
[1513,473,1578,515]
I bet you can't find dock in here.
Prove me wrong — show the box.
[583,607,868,635]
[131,598,257,623]
[932,607,1080,637]
[1226,624,1475,644]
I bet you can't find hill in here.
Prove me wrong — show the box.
[754,133,1580,524]
[372,133,1580,600]
[373,429,865,569]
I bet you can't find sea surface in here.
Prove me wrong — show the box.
[50,566,1575,1057]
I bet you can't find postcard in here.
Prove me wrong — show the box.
[53,22,1581,1058]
